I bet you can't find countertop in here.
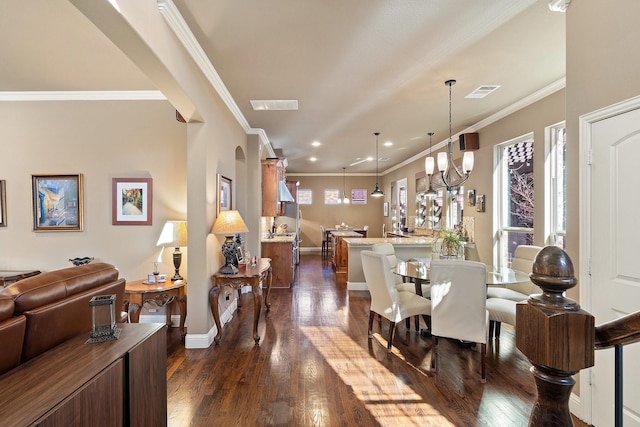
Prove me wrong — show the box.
[344,237,434,246]
[261,234,296,243]
[386,229,433,238]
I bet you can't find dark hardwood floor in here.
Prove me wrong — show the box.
[166,253,590,426]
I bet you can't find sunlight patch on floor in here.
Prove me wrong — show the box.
[301,326,453,426]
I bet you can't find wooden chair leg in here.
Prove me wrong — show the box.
[489,320,495,339]
[495,322,502,339]
[431,336,438,370]
[368,311,375,338]
[422,315,431,332]
[405,317,410,329]
[414,315,419,331]
[387,321,397,352]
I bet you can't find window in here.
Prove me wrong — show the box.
[546,122,566,248]
[494,135,534,268]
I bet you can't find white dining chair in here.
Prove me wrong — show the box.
[430,259,489,382]
[361,250,431,353]
[372,243,430,331]
[486,245,542,339]
[486,245,543,301]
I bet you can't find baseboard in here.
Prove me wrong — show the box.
[347,281,369,291]
[184,298,238,349]
[569,392,585,423]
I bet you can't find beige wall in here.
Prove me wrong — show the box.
[0,100,187,279]
[287,174,383,248]
[566,0,640,275]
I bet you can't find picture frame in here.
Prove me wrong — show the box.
[0,180,6,227]
[383,201,389,217]
[112,178,153,225]
[236,246,245,264]
[351,189,367,205]
[324,189,340,205]
[32,174,83,232]
[298,189,312,205]
[217,174,232,214]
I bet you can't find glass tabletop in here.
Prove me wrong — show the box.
[393,260,530,286]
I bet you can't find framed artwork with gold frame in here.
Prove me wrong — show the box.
[32,174,83,232]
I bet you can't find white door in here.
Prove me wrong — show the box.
[588,104,640,426]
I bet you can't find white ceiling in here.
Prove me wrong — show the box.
[0,0,565,174]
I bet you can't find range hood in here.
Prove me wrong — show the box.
[278,180,295,203]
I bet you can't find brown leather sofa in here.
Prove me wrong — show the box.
[0,262,125,376]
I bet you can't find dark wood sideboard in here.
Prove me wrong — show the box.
[0,323,167,426]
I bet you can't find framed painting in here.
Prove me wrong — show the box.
[0,180,6,227]
[32,174,83,232]
[217,174,232,214]
[324,189,340,205]
[112,178,153,225]
[351,189,367,205]
[298,189,312,205]
[383,201,389,217]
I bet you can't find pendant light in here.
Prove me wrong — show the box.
[424,132,437,199]
[341,167,350,204]
[433,79,474,192]
[370,132,384,197]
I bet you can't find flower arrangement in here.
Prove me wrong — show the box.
[434,228,465,258]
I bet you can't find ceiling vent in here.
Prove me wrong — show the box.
[250,100,298,111]
[465,85,501,99]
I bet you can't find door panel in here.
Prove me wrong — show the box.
[590,107,640,427]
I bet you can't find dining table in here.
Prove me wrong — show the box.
[393,259,530,297]
[393,259,530,336]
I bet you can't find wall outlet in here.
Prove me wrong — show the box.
[148,308,158,313]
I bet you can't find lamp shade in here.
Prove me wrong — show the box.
[211,210,249,235]
[156,221,188,247]
[425,156,435,175]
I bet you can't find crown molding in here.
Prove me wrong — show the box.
[0,90,166,101]
[157,0,274,157]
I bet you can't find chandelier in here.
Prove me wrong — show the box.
[427,79,474,192]
[340,167,350,204]
[370,132,384,197]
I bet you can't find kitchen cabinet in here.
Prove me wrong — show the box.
[261,239,295,287]
[262,158,287,217]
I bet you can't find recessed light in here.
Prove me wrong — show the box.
[310,157,317,162]
[250,100,299,111]
[384,141,393,147]
[312,141,321,147]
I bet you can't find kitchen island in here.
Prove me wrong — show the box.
[345,237,434,291]
[261,233,296,288]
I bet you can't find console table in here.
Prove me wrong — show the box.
[124,279,187,337]
[210,258,272,344]
[0,269,41,287]
[0,323,167,426]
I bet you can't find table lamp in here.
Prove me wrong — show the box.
[156,220,188,281]
[211,210,249,274]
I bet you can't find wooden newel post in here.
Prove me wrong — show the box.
[515,246,594,426]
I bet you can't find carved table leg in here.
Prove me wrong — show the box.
[252,282,263,344]
[128,294,143,323]
[264,267,272,311]
[209,284,223,344]
[176,293,187,337]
